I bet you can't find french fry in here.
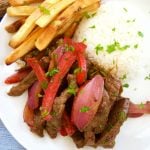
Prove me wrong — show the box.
[7,6,36,17]
[9,0,60,48]
[36,0,75,28]
[5,28,44,65]
[8,0,44,6]
[35,0,99,51]
[5,17,26,33]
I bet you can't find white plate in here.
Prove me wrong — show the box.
[0,0,150,150]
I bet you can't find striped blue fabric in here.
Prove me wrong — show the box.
[0,120,25,150]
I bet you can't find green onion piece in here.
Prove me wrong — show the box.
[123,83,129,88]
[46,68,59,77]
[89,25,96,29]
[80,106,90,113]
[137,31,144,38]
[95,44,104,55]
[38,5,50,15]
[41,81,48,90]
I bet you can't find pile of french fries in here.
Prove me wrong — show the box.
[5,0,100,65]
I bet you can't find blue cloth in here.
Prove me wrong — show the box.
[0,121,25,150]
[0,17,24,150]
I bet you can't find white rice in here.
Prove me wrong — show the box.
[74,1,144,80]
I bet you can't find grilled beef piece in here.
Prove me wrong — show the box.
[8,71,37,96]
[46,74,78,138]
[8,56,50,96]
[96,97,130,148]
[104,75,122,102]
[72,131,85,148]
[31,111,45,137]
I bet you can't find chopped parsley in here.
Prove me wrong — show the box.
[138,102,145,109]
[65,44,75,52]
[74,67,82,74]
[38,5,50,15]
[120,74,127,80]
[112,27,116,32]
[134,44,139,49]
[119,111,127,121]
[80,106,90,113]
[126,19,136,23]
[46,68,59,77]
[95,44,104,55]
[67,85,77,96]
[137,31,144,38]
[41,109,49,118]
[82,38,87,43]
[41,81,48,90]
[145,74,150,80]
[89,25,96,29]
[106,41,130,53]
[84,12,97,19]
[123,83,129,88]
[123,8,128,12]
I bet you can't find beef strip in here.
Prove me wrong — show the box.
[71,131,85,148]
[46,74,78,138]
[83,74,122,146]
[8,56,50,96]
[96,97,130,148]
[8,71,37,96]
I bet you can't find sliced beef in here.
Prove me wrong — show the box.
[46,74,78,138]
[8,71,37,96]
[96,97,130,148]
[71,131,85,148]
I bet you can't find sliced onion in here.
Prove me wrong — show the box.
[71,75,104,131]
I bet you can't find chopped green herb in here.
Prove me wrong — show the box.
[137,31,144,38]
[41,109,49,118]
[38,5,50,15]
[41,81,48,90]
[89,25,96,29]
[123,83,129,88]
[126,19,135,23]
[120,74,127,80]
[46,68,59,77]
[84,12,96,19]
[67,85,77,96]
[82,38,87,43]
[95,44,104,55]
[74,67,82,74]
[107,41,130,53]
[50,111,57,117]
[37,94,43,98]
[80,106,90,113]
[65,44,75,52]
[112,27,116,32]
[145,74,150,80]
[123,8,128,12]
[119,111,127,121]
[91,12,97,17]
[134,44,139,49]
[138,102,145,109]
[84,12,91,19]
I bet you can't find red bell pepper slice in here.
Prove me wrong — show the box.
[41,51,76,120]
[71,75,104,131]
[5,69,31,84]
[27,81,42,110]
[60,111,76,136]
[64,37,87,85]
[27,57,48,86]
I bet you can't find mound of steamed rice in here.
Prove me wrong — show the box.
[74,1,144,79]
